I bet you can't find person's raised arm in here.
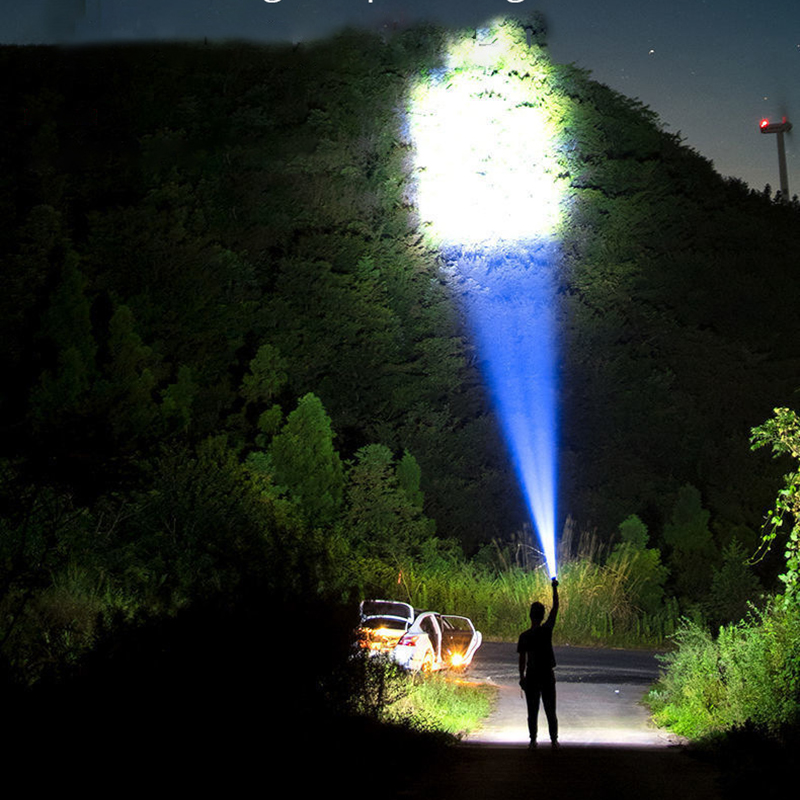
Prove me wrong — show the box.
[546,578,559,627]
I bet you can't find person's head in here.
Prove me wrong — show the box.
[529,601,545,624]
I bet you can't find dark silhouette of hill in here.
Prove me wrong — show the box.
[3,22,798,553]
[2,18,799,687]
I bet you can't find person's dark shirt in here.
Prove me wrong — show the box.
[517,608,557,676]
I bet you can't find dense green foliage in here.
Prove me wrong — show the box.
[650,408,800,740]
[343,651,494,737]
[388,669,496,736]
[648,605,800,737]
[1,18,798,695]
[750,407,800,603]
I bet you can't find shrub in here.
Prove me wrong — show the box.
[648,604,800,738]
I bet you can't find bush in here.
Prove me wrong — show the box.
[387,671,495,736]
[648,604,800,738]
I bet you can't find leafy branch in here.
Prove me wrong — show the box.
[750,407,800,603]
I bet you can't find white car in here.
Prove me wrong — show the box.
[357,599,415,654]
[393,611,482,672]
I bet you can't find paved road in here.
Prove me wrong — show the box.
[471,641,664,685]
[401,642,726,800]
[464,641,677,746]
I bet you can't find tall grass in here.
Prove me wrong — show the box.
[355,548,678,647]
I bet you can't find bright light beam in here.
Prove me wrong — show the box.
[408,22,567,576]
[454,244,560,577]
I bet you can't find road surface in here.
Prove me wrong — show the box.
[400,642,726,799]
[465,641,676,746]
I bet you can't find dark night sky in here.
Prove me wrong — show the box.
[4,0,800,193]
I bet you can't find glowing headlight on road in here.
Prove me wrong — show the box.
[450,652,466,667]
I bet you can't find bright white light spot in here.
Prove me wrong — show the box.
[408,37,565,246]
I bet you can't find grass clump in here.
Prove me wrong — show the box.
[327,649,496,739]
[647,603,800,738]
[387,672,496,737]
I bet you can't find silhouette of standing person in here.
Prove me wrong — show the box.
[517,577,559,749]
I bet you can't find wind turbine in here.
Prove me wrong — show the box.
[760,116,792,200]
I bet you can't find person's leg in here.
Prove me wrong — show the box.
[541,671,558,744]
[524,683,541,745]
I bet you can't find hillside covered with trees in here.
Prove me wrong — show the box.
[2,17,800,697]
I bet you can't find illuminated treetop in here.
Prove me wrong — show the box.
[407,18,570,247]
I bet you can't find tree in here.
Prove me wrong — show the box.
[98,304,159,446]
[663,485,718,604]
[268,393,344,528]
[28,252,97,428]
[706,540,762,626]
[617,514,649,549]
[344,444,434,560]
[396,449,424,508]
[240,343,287,406]
[750,407,800,605]
[160,365,197,436]
[129,435,277,608]
[606,514,667,615]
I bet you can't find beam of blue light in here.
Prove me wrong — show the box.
[408,21,567,576]
[445,242,559,576]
